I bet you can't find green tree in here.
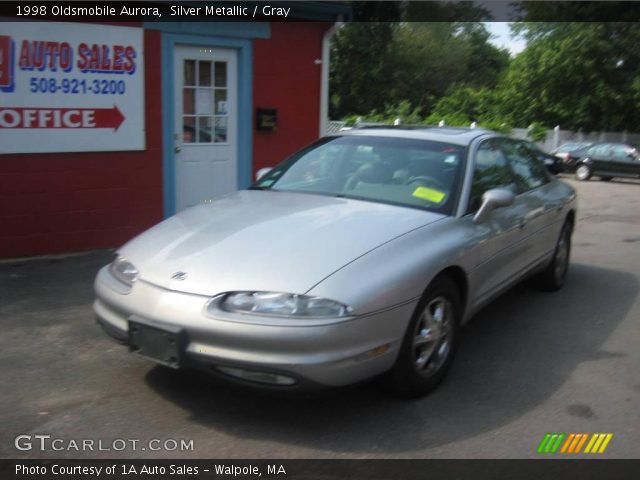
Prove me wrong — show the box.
[498,22,640,131]
[330,21,509,119]
[329,1,401,119]
[426,86,497,123]
[386,23,472,114]
[454,23,510,88]
[330,22,397,119]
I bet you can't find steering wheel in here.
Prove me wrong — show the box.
[343,174,359,191]
[406,175,446,191]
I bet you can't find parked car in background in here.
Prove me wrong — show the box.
[573,142,640,181]
[94,127,577,397]
[552,142,592,170]
[525,141,565,175]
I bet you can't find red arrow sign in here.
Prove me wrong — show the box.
[92,105,125,130]
[0,105,125,130]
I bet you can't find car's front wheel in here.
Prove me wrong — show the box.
[575,163,592,181]
[537,220,572,291]
[384,276,461,398]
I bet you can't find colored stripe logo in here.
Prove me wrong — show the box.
[537,433,613,454]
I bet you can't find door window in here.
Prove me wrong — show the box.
[468,139,517,213]
[587,144,612,158]
[611,144,635,160]
[500,140,550,192]
[182,59,228,144]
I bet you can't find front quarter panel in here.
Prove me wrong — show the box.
[306,217,477,320]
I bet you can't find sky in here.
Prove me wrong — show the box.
[484,22,527,56]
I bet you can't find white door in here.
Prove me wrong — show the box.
[174,45,238,211]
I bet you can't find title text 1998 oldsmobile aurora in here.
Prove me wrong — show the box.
[94,128,577,397]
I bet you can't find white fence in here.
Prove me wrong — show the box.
[511,128,640,152]
[327,120,640,152]
[326,120,348,134]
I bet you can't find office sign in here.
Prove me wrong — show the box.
[0,22,144,153]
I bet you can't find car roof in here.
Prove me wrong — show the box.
[588,141,635,147]
[338,126,496,146]
[557,142,592,148]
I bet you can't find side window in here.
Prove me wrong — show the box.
[611,144,632,160]
[500,140,549,193]
[468,139,517,213]
[589,144,612,158]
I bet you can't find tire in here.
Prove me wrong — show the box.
[575,163,592,181]
[600,176,613,182]
[537,220,572,292]
[384,276,461,398]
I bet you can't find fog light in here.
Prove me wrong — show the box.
[216,366,297,386]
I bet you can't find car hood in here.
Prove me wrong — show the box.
[118,190,444,296]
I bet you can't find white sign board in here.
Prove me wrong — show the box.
[0,22,145,153]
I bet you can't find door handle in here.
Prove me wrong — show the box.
[524,207,544,223]
[546,202,563,212]
[175,145,182,153]
[517,218,527,230]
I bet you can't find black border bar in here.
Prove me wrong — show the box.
[3,459,640,480]
[1,1,640,23]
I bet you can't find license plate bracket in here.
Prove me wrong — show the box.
[128,316,185,369]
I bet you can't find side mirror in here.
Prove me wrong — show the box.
[473,188,516,224]
[256,167,272,181]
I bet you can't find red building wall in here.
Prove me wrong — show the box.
[0,22,330,258]
[0,29,164,258]
[252,22,328,177]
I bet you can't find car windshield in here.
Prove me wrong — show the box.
[252,135,466,215]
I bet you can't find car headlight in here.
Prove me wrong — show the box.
[213,291,352,318]
[109,257,139,286]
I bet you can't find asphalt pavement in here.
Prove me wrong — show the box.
[1,175,639,459]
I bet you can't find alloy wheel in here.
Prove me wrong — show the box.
[412,296,452,376]
[554,229,570,283]
[576,165,590,180]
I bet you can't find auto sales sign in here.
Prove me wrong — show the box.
[0,23,144,153]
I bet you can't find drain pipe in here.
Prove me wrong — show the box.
[319,17,343,137]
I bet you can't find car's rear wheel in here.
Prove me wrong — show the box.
[600,176,613,181]
[537,220,572,291]
[575,164,592,181]
[384,276,461,398]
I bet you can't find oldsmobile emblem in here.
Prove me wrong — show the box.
[171,271,188,281]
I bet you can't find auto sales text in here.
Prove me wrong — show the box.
[15,464,200,477]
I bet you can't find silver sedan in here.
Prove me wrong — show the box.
[94,128,577,397]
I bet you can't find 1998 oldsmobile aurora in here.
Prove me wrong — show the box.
[94,128,577,397]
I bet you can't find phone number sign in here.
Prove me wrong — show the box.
[0,22,144,153]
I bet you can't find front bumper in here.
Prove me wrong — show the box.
[94,266,414,388]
